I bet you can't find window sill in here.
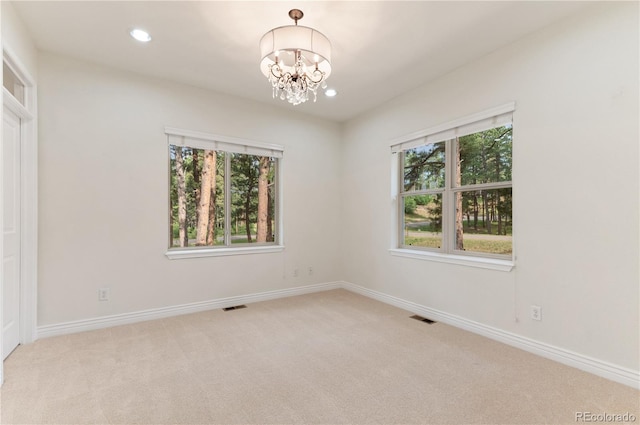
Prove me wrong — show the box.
[389,248,514,272]
[166,245,285,260]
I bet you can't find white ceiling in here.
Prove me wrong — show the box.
[12,1,591,122]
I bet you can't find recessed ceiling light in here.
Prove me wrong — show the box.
[130,29,151,43]
[325,88,338,97]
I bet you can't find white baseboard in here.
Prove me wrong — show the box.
[36,282,341,339]
[340,281,640,390]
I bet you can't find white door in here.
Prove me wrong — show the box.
[3,107,21,360]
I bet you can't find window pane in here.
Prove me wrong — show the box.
[458,125,512,186]
[403,142,446,192]
[3,62,25,106]
[230,154,276,244]
[169,146,224,248]
[455,188,512,255]
[402,194,442,249]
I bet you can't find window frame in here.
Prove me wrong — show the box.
[164,127,284,259]
[390,103,515,271]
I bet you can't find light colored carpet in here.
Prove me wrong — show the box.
[1,289,638,424]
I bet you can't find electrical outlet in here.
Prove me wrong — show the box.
[531,305,542,321]
[292,269,299,278]
[99,288,110,301]
[308,266,313,275]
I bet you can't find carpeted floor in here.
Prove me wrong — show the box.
[1,289,638,424]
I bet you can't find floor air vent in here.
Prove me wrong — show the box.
[410,315,436,324]
[223,305,247,311]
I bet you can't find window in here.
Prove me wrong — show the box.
[3,61,25,106]
[392,104,514,265]
[166,128,283,258]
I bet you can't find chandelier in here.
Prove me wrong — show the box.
[259,9,332,105]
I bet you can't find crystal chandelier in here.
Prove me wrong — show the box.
[259,9,332,105]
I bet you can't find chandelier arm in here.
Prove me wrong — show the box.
[269,63,283,79]
[306,70,325,84]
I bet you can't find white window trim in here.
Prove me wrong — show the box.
[166,245,284,260]
[164,127,284,259]
[388,248,514,272]
[389,103,515,271]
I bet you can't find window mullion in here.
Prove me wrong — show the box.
[224,153,231,246]
[453,181,512,192]
[397,152,405,247]
[442,138,452,253]
[402,188,444,196]
[274,158,282,245]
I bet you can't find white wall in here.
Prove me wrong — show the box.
[1,1,37,78]
[37,52,342,326]
[341,2,639,371]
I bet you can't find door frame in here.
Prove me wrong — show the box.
[1,45,37,382]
